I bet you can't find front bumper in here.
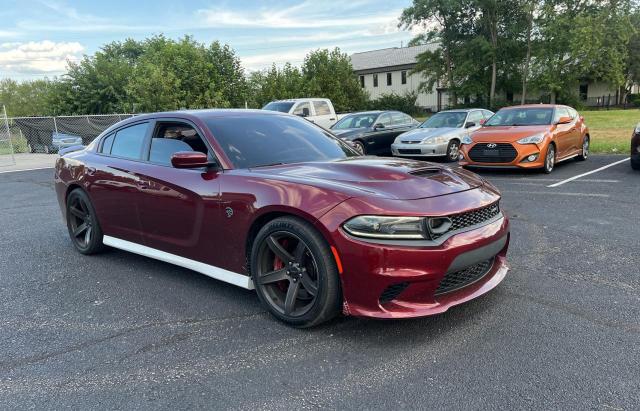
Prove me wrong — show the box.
[318,188,510,319]
[391,141,449,157]
[459,142,544,169]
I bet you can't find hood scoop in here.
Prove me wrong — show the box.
[410,167,441,177]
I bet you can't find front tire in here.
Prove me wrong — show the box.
[352,140,365,155]
[543,144,556,174]
[250,216,342,327]
[66,188,105,254]
[445,139,460,162]
[577,135,589,161]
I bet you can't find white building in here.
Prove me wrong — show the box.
[351,45,637,111]
[350,44,447,112]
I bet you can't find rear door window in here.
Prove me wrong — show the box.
[313,101,331,116]
[110,122,149,160]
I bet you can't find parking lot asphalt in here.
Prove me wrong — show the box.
[0,154,638,410]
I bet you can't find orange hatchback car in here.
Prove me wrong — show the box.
[459,105,589,173]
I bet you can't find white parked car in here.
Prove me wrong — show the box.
[391,109,494,162]
[262,98,339,129]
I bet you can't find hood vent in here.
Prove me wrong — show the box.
[409,168,441,177]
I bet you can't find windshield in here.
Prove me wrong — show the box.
[485,108,553,126]
[420,112,467,128]
[206,115,359,169]
[332,113,378,130]
[262,101,295,113]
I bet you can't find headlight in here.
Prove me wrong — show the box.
[461,135,473,145]
[343,216,427,239]
[423,136,449,144]
[517,133,545,144]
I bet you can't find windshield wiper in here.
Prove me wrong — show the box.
[252,162,286,168]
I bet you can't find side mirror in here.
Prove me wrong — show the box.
[373,123,385,130]
[465,121,476,129]
[171,151,213,169]
[557,116,572,124]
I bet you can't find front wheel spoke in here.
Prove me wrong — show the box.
[84,226,92,244]
[266,236,294,263]
[73,223,88,237]
[69,206,85,219]
[258,268,288,285]
[284,281,300,315]
[293,241,306,262]
[300,272,318,296]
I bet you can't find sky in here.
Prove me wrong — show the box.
[0,0,417,81]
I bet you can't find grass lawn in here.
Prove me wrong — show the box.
[581,109,637,154]
[414,109,639,154]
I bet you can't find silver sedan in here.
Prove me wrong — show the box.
[391,109,494,162]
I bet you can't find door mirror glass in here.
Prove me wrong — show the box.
[171,151,211,169]
[465,121,476,129]
[557,116,572,124]
[373,123,385,130]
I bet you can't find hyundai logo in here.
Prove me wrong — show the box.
[486,143,497,149]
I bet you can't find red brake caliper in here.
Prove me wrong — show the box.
[274,239,288,292]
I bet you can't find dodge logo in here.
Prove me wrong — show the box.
[486,143,497,148]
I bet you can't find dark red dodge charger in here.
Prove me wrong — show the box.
[55,110,510,327]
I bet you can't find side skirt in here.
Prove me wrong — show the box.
[102,235,254,290]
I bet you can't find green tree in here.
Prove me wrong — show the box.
[301,48,367,112]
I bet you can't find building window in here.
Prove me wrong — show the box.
[387,72,392,86]
[401,71,407,84]
[373,74,378,87]
[579,83,588,100]
[360,75,365,88]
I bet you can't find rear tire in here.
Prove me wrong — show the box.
[250,216,342,328]
[66,188,106,255]
[543,144,555,174]
[577,136,589,161]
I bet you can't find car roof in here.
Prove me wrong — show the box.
[439,108,487,113]
[270,98,330,103]
[342,110,385,116]
[501,104,563,109]
[130,109,286,122]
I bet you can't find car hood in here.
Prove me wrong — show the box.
[247,157,484,200]
[471,125,552,143]
[397,127,461,142]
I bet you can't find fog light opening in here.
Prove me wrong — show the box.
[522,153,539,163]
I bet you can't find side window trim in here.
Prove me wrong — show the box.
[97,120,151,162]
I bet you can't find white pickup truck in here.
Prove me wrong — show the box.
[262,98,339,129]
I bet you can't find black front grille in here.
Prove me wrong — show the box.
[401,140,421,144]
[379,282,409,304]
[435,258,494,295]
[468,143,517,163]
[430,202,500,240]
[398,149,422,155]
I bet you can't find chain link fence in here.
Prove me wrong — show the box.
[4,114,135,155]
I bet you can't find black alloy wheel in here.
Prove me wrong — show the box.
[66,189,105,254]
[251,217,341,327]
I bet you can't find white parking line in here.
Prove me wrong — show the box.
[547,158,630,188]
[505,191,610,198]
[0,166,54,174]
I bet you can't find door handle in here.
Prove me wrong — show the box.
[329,118,336,121]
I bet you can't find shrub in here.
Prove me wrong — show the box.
[366,91,420,115]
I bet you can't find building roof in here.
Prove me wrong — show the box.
[350,44,437,72]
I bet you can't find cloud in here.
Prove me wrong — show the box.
[197,1,402,29]
[0,40,84,75]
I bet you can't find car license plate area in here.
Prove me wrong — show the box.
[483,149,499,156]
